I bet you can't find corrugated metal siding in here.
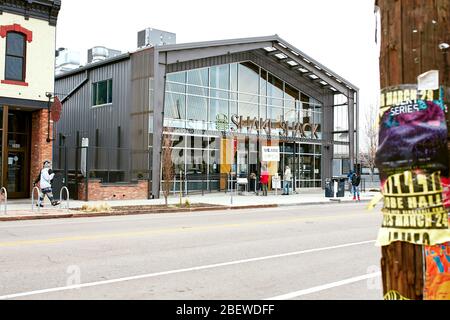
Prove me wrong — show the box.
[54,58,131,171]
[129,48,155,177]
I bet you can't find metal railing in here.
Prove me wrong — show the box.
[31,186,41,213]
[0,187,7,215]
[59,186,70,213]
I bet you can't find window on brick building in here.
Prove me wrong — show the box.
[5,32,26,82]
[92,79,113,106]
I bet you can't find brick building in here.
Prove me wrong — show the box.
[0,0,61,198]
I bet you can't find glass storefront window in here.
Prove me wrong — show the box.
[186,95,208,122]
[162,61,328,192]
[210,99,228,124]
[165,93,185,120]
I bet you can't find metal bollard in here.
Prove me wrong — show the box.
[32,186,41,213]
[0,187,7,215]
[59,186,70,213]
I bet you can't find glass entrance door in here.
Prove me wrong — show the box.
[7,150,27,196]
[2,110,31,199]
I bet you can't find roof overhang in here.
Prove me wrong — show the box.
[155,35,359,97]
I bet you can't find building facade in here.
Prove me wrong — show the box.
[55,35,359,200]
[0,0,61,198]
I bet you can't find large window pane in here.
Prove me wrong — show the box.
[5,56,23,81]
[267,74,284,107]
[238,62,259,104]
[187,68,208,97]
[165,93,185,119]
[167,72,186,93]
[268,106,283,123]
[187,95,207,121]
[210,99,228,124]
[285,84,298,122]
[6,33,24,56]
[211,65,229,91]
[186,149,207,174]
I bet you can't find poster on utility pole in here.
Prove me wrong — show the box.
[375,85,450,247]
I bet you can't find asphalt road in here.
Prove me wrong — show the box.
[0,202,383,300]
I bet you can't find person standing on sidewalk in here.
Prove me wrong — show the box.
[351,171,361,202]
[33,160,60,208]
[260,166,269,196]
[283,166,292,195]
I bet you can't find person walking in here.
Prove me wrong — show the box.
[33,160,60,208]
[260,166,269,197]
[283,166,292,195]
[351,171,361,202]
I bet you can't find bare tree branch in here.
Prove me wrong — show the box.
[360,104,379,181]
[162,128,174,206]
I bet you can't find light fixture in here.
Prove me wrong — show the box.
[275,53,288,59]
[264,47,277,52]
[287,60,298,66]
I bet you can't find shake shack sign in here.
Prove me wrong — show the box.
[230,115,320,139]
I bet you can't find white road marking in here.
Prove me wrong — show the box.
[265,272,382,300]
[0,240,375,300]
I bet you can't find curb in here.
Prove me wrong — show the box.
[0,200,371,222]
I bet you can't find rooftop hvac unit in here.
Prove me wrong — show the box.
[55,48,81,75]
[137,28,176,48]
[87,46,122,64]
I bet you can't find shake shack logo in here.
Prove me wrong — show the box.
[231,115,320,139]
[215,114,228,131]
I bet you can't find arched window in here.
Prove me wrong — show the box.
[5,32,26,82]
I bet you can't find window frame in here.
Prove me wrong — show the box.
[4,31,27,82]
[92,79,113,107]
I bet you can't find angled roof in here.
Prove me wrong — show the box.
[156,35,359,94]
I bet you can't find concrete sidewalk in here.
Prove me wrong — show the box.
[0,189,378,221]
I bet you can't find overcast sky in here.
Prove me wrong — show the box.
[56,0,380,150]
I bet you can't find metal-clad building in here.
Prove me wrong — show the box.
[54,35,359,199]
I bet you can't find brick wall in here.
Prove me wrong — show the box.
[78,179,149,201]
[30,109,53,191]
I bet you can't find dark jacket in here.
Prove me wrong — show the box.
[351,173,361,187]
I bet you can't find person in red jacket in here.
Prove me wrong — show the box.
[260,166,269,196]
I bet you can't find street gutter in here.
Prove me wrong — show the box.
[0,199,371,222]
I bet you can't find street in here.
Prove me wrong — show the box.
[0,203,383,300]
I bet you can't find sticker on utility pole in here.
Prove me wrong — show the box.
[262,146,280,162]
[418,70,439,91]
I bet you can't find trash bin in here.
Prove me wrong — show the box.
[325,178,334,198]
[332,177,346,198]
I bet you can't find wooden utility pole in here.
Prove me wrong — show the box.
[376,0,450,300]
